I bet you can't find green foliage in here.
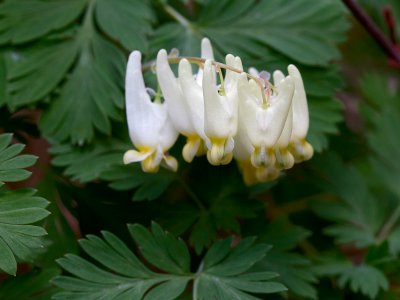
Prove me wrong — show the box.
[314,259,389,299]
[52,222,285,299]
[247,219,318,299]
[3,0,154,144]
[0,133,49,276]
[0,189,49,275]
[0,267,60,300]
[360,74,400,198]
[151,0,348,65]
[0,0,86,44]
[311,153,386,248]
[0,133,37,186]
[1,0,398,299]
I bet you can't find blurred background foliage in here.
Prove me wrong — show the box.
[0,0,399,299]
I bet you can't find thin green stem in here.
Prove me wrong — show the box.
[178,177,206,212]
[377,205,400,244]
[163,3,191,28]
[192,261,204,300]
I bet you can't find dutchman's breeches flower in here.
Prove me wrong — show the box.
[122,37,313,183]
[123,51,178,173]
[203,55,242,165]
[287,64,314,162]
[156,38,214,163]
[237,72,295,169]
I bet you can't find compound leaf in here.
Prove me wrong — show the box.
[0,133,37,186]
[0,0,86,44]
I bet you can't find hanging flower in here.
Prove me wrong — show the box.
[156,38,214,163]
[287,64,314,162]
[237,72,295,169]
[123,51,178,173]
[123,38,313,181]
[202,55,243,165]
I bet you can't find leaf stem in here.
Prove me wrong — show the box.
[192,261,204,300]
[163,3,191,28]
[376,205,400,244]
[178,177,206,212]
[342,0,400,65]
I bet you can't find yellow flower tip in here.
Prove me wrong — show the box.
[162,155,178,172]
[237,160,259,186]
[255,166,280,182]
[290,139,314,163]
[182,135,203,163]
[220,152,233,165]
[275,148,295,170]
[141,155,160,173]
[206,138,233,165]
[250,147,275,168]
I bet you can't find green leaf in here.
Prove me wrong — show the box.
[0,189,50,275]
[50,138,128,183]
[311,153,387,248]
[0,267,60,299]
[95,0,154,51]
[308,97,343,152]
[360,74,400,198]
[130,222,191,274]
[5,41,78,107]
[314,259,389,299]
[53,223,285,299]
[158,174,259,254]
[0,52,6,107]
[0,0,86,44]
[102,164,177,201]
[40,31,125,144]
[0,133,37,186]
[194,237,286,299]
[151,0,349,66]
[246,219,318,299]
[53,225,191,300]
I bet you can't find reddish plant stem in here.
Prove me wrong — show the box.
[343,0,400,65]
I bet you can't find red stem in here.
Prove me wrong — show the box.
[342,0,400,65]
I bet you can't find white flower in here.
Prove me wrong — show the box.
[271,70,295,170]
[287,64,314,162]
[156,38,214,163]
[202,55,243,165]
[233,122,280,184]
[237,72,295,168]
[123,51,179,173]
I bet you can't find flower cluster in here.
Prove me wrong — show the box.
[123,38,313,184]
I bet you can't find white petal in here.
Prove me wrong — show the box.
[156,49,193,135]
[273,70,285,85]
[248,67,259,78]
[201,38,214,60]
[123,149,151,164]
[203,60,232,138]
[179,59,205,138]
[163,155,178,172]
[125,51,161,148]
[288,64,309,139]
[238,73,294,148]
[275,105,293,148]
[196,37,215,85]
